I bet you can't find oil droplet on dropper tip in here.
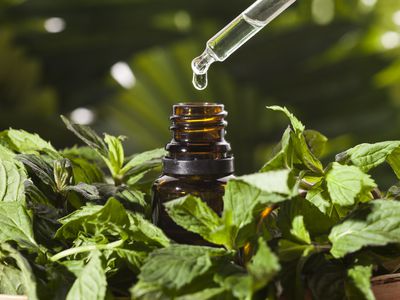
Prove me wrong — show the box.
[192,72,208,90]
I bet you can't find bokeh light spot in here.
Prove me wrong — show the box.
[381,31,400,50]
[70,108,95,125]
[110,61,136,89]
[44,17,66,33]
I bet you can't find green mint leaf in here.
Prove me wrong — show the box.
[290,215,311,244]
[66,251,107,300]
[329,200,400,258]
[336,141,400,172]
[326,163,376,206]
[278,197,337,239]
[237,169,297,195]
[0,158,26,202]
[305,180,332,215]
[164,195,224,246]
[121,148,166,176]
[213,264,251,300]
[0,202,37,247]
[17,154,56,191]
[130,281,167,300]
[127,212,170,247]
[104,134,125,177]
[267,106,305,132]
[56,197,129,239]
[260,127,293,172]
[0,263,26,295]
[176,287,227,300]
[114,248,148,273]
[345,264,374,300]
[65,183,101,200]
[278,239,315,262]
[67,156,104,184]
[61,115,108,156]
[387,147,400,179]
[137,245,227,290]
[304,129,328,158]
[0,144,16,161]
[3,129,59,158]
[386,185,400,199]
[53,158,73,191]
[247,238,280,291]
[0,243,38,300]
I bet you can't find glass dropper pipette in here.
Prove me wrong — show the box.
[192,0,296,90]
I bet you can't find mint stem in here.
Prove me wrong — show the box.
[50,239,124,262]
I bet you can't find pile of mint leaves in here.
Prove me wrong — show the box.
[1,106,400,300]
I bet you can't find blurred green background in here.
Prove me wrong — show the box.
[1,0,400,180]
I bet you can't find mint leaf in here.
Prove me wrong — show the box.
[56,197,129,239]
[53,158,73,191]
[0,202,36,246]
[260,127,293,172]
[304,129,328,158]
[65,183,101,200]
[164,195,223,245]
[336,141,400,172]
[290,215,311,244]
[267,106,305,132]
[0,263,26,295]
[121,148,166,176]
[66,251,107,300]
[278,239,314,262]
[247,238,280,290]
[267,106,323,174]
[0,144,16,161]
[61,116,108,156]
[0,243,38,300]
[387,147,400,179]
[17,154,56,191]
[326,163,376,206]
[345,265,374,300]
[137,245,227,290]
[176,287,227,300]
[0,158,26,202]
[4,129,58,158]
[329,200,400,258]
[104,134,125,177]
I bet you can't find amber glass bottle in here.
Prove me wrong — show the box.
[152,103,234,245]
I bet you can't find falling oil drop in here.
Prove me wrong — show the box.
[192,72,208,90]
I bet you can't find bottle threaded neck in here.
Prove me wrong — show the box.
[164,102,234,175]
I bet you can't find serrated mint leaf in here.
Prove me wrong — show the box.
[53,158,73,191]
[121,148,166,176]
[304,129,328,158]
[0,144,16,161]
[326,163,376,206]
[65,183,101,200]
[336,141,400,172]
[164,195,224,245]
[305,180,331,214]
[127,212,170,247]
[329,200,400,258]
[0,202,36,246]
[0,263,26,295]
[17,154,56,191]
[138,245,227,290]
[0,158,26,202]
[56,197,129,239]
[345,265,374,300]
[237,169,296,195]
[290,216,311,244]
[115,248,147,272]
[247,238,280,290]
[61,116,108,156]
[267,106,305,132]
[130,281,168,300]
[0,243,38,300]
[291,131,324,174]
[387,147,400,179]
[66,251,107,300]
[104,134,125,177]
[5,129,59,158]
[260,127,293,172]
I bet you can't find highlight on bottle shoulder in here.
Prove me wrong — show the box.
[191,0,296,91]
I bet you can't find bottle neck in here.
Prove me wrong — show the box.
[163,103,234,176]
